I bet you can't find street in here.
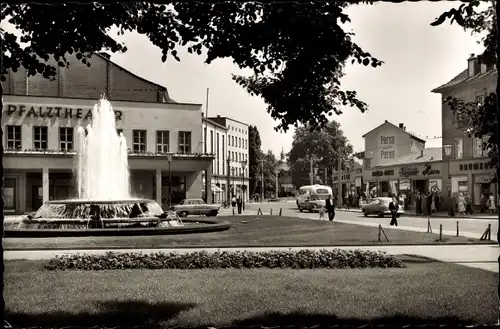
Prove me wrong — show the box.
[239,201,499,242]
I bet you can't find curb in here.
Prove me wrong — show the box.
[335,209,498,220]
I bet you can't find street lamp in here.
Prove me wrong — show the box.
[167,153,173,210]
[240,160,247,209]
[443,144,454,217]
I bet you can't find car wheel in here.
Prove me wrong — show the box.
[378,212,384,218]
[179,211,188,218]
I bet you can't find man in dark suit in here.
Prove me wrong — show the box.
[325,194,336,221]
[389,196,399,226]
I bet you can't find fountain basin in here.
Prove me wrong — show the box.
[5,199,231,237]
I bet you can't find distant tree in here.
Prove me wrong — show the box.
[287,121,353,188]
[262,150,279,197]
[248,125,264,196]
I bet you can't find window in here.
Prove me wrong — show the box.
[156,130,169,153]
[245,139,247,149]
[475,89,487,105]
[179,131,191,154]
[473,136,489,158]
[239,138,242,148]
[33,126,48,150]
[6,125,22,150]
[210,130,214,154]
[216,133,220,175]
[232,136,235,146]
[453,138,463,159]
[59,127,74,151]
[222,135,225,175]
[116,129,123,136]
[133,130,147,153]
[204,127,207,153]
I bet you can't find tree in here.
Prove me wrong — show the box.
[248,125,263,196]
[262,150,279,197]
[1,1,382,131]
[287,121,353,188]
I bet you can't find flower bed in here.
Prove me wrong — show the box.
[45,249,405,270]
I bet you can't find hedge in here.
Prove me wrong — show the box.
[45,249,405,270]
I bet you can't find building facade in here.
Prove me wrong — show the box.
[207,115,250,202]
[2,52,213,214]
[202,116,228,203]
[432,53,497,208]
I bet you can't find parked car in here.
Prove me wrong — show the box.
[171,198,220,217]
[361,197,404,217]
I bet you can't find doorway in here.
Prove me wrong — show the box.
[32,185,43,211]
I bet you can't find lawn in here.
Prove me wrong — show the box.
[3,216,489,250]
[4,256,498,327]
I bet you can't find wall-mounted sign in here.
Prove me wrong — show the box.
[422,163,440,176]
[384,170,394,176]
[4,104,123,120]
[380,136,395,145]
[459,162,492,171]
[474,173,495,184]
[380,150,396,159]
[372,170,384,177]
[399,166,419,177]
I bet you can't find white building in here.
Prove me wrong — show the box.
[202,115,250,202]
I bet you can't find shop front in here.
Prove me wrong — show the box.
[448,159,496,208]
[363,161,444,201]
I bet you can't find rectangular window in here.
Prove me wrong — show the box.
[232,136,235,146]
[204,127,207,153]
[33,126,48,150]
[133,130,147,153]
[473,136,489,158]
[210,130,214,154]
[454,138,463,159]
[239,138,242,148]
[59,127,74,151]
[156,130,170,153]
[179,131,191,154]
[222,135,225,175]
[216,133,220,175]
[6,125,22,150]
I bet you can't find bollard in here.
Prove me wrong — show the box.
[439,224,443,241]
[456,221,459,237]
[488,223,492,240]
[270,209,273,216]
[427,218,432,233]
[257,208,262,216]
[378,224,381,242]
[279,208,282,216]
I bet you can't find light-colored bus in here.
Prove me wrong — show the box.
[295,185,333,212]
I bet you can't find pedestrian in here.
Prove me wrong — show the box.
[431,193,436,214]
[426,192,432,216]
[237,196,243,214]
[422,192,428,216]
[325,194,336,221]
[465,193,473,215]
[318,204,325,220]
[231,195,237,214]
[488,194,496,214]
[457,193,466,215]
[415,192,422,216]
[389,196,399,227]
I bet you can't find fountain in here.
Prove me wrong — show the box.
[5,98,230,237]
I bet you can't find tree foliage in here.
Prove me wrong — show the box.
[287,121,353,188]
[431,0,498,165]
[248,125,263,195]
[1,1,382,131]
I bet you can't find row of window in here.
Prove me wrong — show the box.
[204,128,248,152]
[228,134,247,149]
[452,136,489,159]
[228,125,247,135]
[5,125,192,154]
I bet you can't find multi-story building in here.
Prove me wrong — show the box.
[2,52,213,214]
[432,53,497,209]
[202,116,228,203]
[208,115,249,202]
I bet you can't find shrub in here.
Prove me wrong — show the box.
[45,249,404,271]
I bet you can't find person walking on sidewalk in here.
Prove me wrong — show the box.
[237,196,243,214]
[325,194,336,221]
[389,196,399,227]
[488,194,496,214]
[415,192,422,216]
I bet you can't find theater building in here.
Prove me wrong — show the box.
[2,52,213,214]
[432,53,497,209]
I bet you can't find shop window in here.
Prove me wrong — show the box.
[33,126,48,150]
[59,127,74,151]
[6,125,22,150]
[4,178,16,212]
[133,130,147,153]
[178,131,191,154]
[156,130,170,153]
[453,138,463,159]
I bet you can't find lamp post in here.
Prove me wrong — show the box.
[167,153,173,210]
[274,169,281,199]
[443,144,454,217]
[240,160,247,209]
[226,157,231,204]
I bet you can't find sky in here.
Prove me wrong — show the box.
[3,2,487,156]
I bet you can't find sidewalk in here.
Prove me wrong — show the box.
[336,207,498,220]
